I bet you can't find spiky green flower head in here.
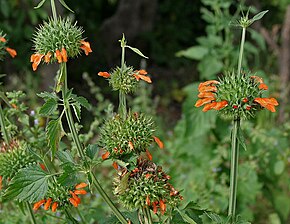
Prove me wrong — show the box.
[114,159,182,215]
[99,111,161,160]
[0,30,17,60]
[0,140,36,179]
[195,72,279,120]
[31,17,92,71]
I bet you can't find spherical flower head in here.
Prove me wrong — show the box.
[195,72,279,120]
[0,30,17,60]
[31,17,92,71]
[114,159,182,215]
[99,112,156,159]
[0,140,36,179]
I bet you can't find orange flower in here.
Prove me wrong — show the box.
[250,75,263,83]
[61,48,67,62]
[254,97,279,112]
[70,191,81,204]
[146,149,153,161]
[198,80,219,91]
[145,173,152,179]
[33,199,46,211]
[198,85,217,93]
[80,40,92,55]
[5,47,17,58]
[74,189,87,195]
[153,136,164,149]
[197,92,215,98]
[133,70,152,83]
[202,102,217,112]
[39,163,46,171]
[0,37,6,42]
[112,161,119,170]
[51,202,58,212]
[44,198,52,210]
[44,52,52,63]
[30,53,44,71]
[146,195,150,206]
[159,199,166,215]
[102,151,110,160]
[195,97,216,107]
[75,182,88,189]
[213,100,228,110]
[152,201,158,214]
[98,71,111,78]
[69,197,78,207]
[55,49,62,63]
[138,69,147,75]
[258,83,268,90]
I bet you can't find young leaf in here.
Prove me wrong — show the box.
[85,144,99,160]
[37,91,59,100]
[46,119,63,157]
[34,0,46,9]
[75,96,91,110]
[125,45,148,59]
[251,10,269,22]
[2,165,49,203]
[58,0,74,13]
[39,98,58,116]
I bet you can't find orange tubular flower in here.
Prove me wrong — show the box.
[61,48,67,62]
[250,75,263,83]
[80,40,92,55]
[254,97,279,112]
[51,202,58,212]
[5,47,17,58]
[102,151,110,160]
[195,97,216,107]
[44,52,52,63]
[213,100,228,110]
[133,70,152,83]
[31,53,44,71]
[153,136,164,149]
[197,92,215,98]
[55,49,62,63]
[75,182,88,189]
[0,37,6,42]
[202,102,217,112]
[152,201,158,214]
[258,83,268,90]
[69,197,79,207]
[146,149,153,161]
[159,199,166,215]
[98,71,111,78]
[70,191,81,204]
[33,199,46,211]
[146,195,150,206]
[128,141,134,150]
[199,85,218,93]
[74,189,87,195]
[112,161,119,170]
[44,198,52,210]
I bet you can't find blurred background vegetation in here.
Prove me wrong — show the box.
[0,0,289,223]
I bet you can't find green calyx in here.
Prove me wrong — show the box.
[33,17,83,59]
[114,159,182,213]
[109,65,138,94]
[216,72,264,120]
[0,140,36,179]
[45,183,72,208]
[99,112,155,158]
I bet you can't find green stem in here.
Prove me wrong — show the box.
[64,208,79,224]
[237,27,246,76]
[76,207,87,224]
[118,39,127,119]
[144,207,153,224]
[50,0,58,21]
[0,103,9,143]
[228,118,240,222]
[60,63,127,224]
[26,202,37,224]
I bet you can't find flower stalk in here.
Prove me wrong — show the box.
[118,35,127,119]
[50,0,58,21]
[237,27,246,76]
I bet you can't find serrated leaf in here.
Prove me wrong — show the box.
[251,10,268,22]
[46,119,63,158]
[56,150,75,164]
[39,98,58,116]
[34,0,46,9]
[85,144,99,160]
[205,212,223,223]
[2,165,49,203]
[125,45,148,59]
[177,208,198,224]
[37,91,59,100]
[75,96,91,110]
[72,102,81,121]
[237,126,247,151]
[176,46,208,60]
[58,0,74,13]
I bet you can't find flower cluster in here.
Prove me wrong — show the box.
[0,30,17,60]
[195,72,279,119]
[114,159,182,215]
[33,182,88,212]
[98,67,152,94]
[99,112,163,160]
[31,18,92,71]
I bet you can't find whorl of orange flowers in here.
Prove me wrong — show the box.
[0,36,17,58]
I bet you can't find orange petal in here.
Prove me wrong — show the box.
[146,195,150,206]
[75,182,88,189]
[202,102,217,112]
[39,163,46,171]
[70,191,81,204]
[0,37,6,42]
[136,74,152,83]
[197,92,215,98]
[98,72,111,78]
[55,49,62,63]
[44,198,52,210]
[128,141,134,150]
[69,198,78,207]
[146,149,153,161]
[145,173,152,179]
[61,48,67,62]
[51,202,58,212]
[102,151,110,160]
[112,162,119,170]
[213,100,228,110]
[199,85,218,93]
[138,69,148,75]
[153,136,164,149]
[80,40,92,55]
[265,104,276,112]
[195,97,215,107]
[268,98,279,106]
[254,98,268,108]
[74,189,87,195]
[44,52,52,63]
[6,47,17,58]
[152,202,158,214]
[33,199,46,211]
[258,83,268,90]
[133,74,140,81]
[160,199,166,215]
[31,53,44,71]
[250,75,263,83]
[198,80,219,91]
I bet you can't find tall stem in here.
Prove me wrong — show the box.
[50,0,58,21]
[0,103,9,143]
[27,201,37,224]
[228,119,240,222]
[118,38,127,119]
[144,207,153,224]
[237,27,246,76]
[60,63,127,224]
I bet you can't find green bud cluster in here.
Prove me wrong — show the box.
[0,140,36,179]
[216,72,263,120]
[99,112,155,158]
[33,17,83,59]
[114,159,182,213]
[109,65,138,94]
[46,183,72,208]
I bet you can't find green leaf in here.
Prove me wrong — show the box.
[125,45,148,59]
[176,46,208,60]
[75,96,91,110]
[56,66,65,93]
[56,150,75,164]
[205,212,223,223]
[58,0,74,13]
[85,144,99,160]
[39,98,58,116]
[176,208,198,224]
[37,91,59,100]
[114,172,130,195]
[34,0,46,9]
[237,126,247,151]
[2,165,49,203]
[46,119,63,158]
[251,10,268,22]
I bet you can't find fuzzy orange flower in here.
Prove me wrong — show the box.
[33,199,46,211]
[30,53,44,71]
[44,52,52,63]
[5,47,17,58]
[44,198,52,210]
[153,136,164,149]
[146,149,153,161]
[61,48,68,62]
[51,202,58,212]
[102,151,110,160]
[80,40,92,55]
[75,182,88,189]
[254,97,279,112]
[160,199,166,215]
[0,37,6,42]
[98,71,111,78]
[133,70,152,83]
